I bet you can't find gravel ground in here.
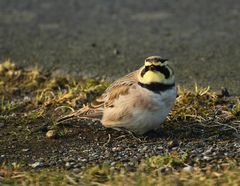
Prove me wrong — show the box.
[1,118,239,171]
[0,0,240,94]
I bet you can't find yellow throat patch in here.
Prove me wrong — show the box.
[139,70,165,84]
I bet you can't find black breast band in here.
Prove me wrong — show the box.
[138,82,175,92]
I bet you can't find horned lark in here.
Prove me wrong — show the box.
[57,56,176,135]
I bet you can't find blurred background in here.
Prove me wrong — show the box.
[0,0,239,94]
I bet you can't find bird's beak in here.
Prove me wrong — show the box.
[149,65,157,71]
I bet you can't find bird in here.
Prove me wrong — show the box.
[57,56,176,135]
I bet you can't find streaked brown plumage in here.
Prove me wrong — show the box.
[57,56,176,134]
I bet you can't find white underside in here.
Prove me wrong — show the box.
[102,85,176,135]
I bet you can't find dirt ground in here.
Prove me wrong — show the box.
[1,117,240,171]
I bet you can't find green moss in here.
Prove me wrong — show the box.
[145,151,188,170]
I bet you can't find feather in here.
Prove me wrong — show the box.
[57,69,139,123]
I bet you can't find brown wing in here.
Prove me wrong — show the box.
[100,69,139,107]
[57,69,139,123]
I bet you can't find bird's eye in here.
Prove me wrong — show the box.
[159,66,170,78]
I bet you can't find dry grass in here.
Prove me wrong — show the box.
[0,59,108,123]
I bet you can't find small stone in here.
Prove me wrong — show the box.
[234,143,240,148]
[65,162,71,168]
[110,162,116,166]
[30,162,45,168]
[168,140,178,148]
[182,166,193,173]
[72,168,81,173]
[157,146,163,150]
[0,123,5,128]
[81,159,88,162]
[73,164,80,168]
[112,147,118,152]
[22,148,29,152]
[46,130,57,139]
[23,96,31,102]
[65,161,75,169]
[104,150,110,158]
[142,146,148,152]
[113,49,120,55]
[203,156,211,161]
[10,113,16,117]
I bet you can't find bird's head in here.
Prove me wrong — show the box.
[138,56,175,85]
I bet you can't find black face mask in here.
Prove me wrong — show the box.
[142,65,170,79]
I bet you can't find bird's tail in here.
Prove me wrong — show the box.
[57,105,103,123]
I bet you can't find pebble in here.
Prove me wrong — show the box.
[22,148,30,152]
[112,147,119,152]
[72,168,81,173]
[80,158,88,163]
[65,162,71,168]
[73,164,81,168]
[141,146,148,152]
[23,96,31,102]
[171,147,178,151]
[110,162,116,166]
[30,162,45,168]
[46,130,57,139]
[203,156,211,161]
[168,140,178,148]
[10,113,16,117]
[65,162,76,169]
[233,143,240,148]
[157,146,164,150]
[104,150,110,158]
[182,166,193,173]
[0,123,5,128]
[113,49,120,55]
